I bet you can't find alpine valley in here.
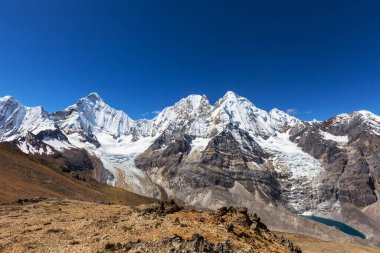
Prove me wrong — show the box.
[1,91,380,247]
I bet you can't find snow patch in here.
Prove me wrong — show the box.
[17,140,53,155]
[43,137,73,151]
[320,130,348,146]
[257,132,322,180]
[190,137,211,153]
[72,131,156,196]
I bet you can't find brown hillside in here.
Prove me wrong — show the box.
[0,199,300,253]
[0,143,156,206]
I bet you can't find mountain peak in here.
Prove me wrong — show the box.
[65,92,105,111]
[180,94,210,107]
[0,95,19,104]
[1,95,13,100]
[83,92,103,103]
[270,108,295,118]
[354,110,380,123]
[60,92,135,137]
[217,91,257,109]
[183,94,204,100]
[223,91,239,100]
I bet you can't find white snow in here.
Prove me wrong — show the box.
[22,107,56,134]
[60,93,135,137]
[0,95,12,102]
[332,110,380,136]
[0,96,57,142]
[63,129,156,195]
[153,94,212,137]
[356,110,380,135]
[17,140,53,155]
[17,141,29,154]
[95,134,155,195]
[256,132,322,180]
[320,130,349,146]
[95,132,154,155]
[255,131,323,212]
[357,110,380,122]
[43,137,73,151]
[269,108,301,131]
[190,137,211,153]
[211,92,304,139]
[45,146,54,155]
[212,91,276,138]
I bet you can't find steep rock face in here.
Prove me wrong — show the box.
[289,112,379,211]
[135,133,193,170]
[135,124,282,207]
[201,124,267,168]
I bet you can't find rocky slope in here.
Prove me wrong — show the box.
[0,199,302,253]
[0,91,379,244]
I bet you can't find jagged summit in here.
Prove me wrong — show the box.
[328,110,380,131]
[174,94,211,111]
[0,91,321,146]
[0,95,16,101]
[223,90,239,98]
[72,92,103,106]
[2,91,379,145]
[86,92,102,101]
[153,93,212,136]
[221,90,256,105]
[218,91,254,106]
[58,92,134,137]
[269,108,302,131]
[0,95,21,106]
[69,92,105,109]
[354,110,380,121]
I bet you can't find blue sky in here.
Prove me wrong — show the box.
[0,0,379,120]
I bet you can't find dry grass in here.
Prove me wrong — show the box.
[0,200,295,253]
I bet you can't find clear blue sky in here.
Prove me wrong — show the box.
[0,0,379,120]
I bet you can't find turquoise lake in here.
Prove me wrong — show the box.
[302,215,366,239]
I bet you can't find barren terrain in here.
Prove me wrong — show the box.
[0,199,300,253]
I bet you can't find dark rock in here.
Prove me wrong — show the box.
[140,200,183,217]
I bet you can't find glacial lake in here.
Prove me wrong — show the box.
[302,215,366,239]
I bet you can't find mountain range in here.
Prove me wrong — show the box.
[1,91,379,245]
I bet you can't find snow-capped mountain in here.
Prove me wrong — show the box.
[52,92,134,137]
[1,91,380,242]
[0,96,57,141]
[153,94,212,137]
[215,92,302,135]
